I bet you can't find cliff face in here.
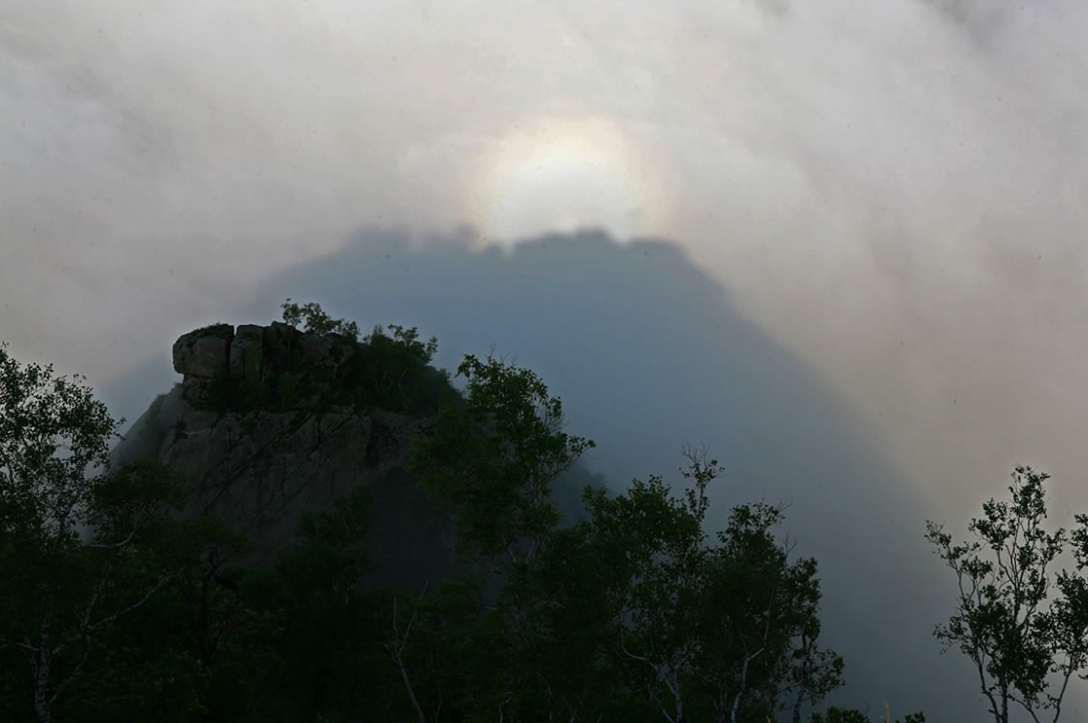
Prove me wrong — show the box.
[110,322,462,592]
[170,321,361,411]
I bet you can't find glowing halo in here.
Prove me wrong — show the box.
[460,116,673,249]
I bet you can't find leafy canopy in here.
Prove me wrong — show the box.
[0,343,225,723]
[281,298,361,340]
[1,308,937,723]
[926,465,1088,723]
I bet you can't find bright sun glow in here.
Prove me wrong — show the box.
[462,116,672,248]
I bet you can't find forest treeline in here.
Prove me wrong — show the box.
[2,301,1086,723]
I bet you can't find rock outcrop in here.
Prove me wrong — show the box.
[171,322,359,411]
[114,320,596,594]
[114,322,459,591]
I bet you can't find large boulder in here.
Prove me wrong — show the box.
[170,322,368,411]
[173,324,234,379]
[113,321,467,589]
[112,319,592,595]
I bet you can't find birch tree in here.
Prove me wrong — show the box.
[593,449,846,723]
[926,466,1088,723]
[406,352,598,721]
[0,344,192,722]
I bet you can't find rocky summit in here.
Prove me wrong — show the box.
[171,321,360,410]
[111,322,462,592]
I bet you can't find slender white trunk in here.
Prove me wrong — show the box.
[33,597,54,723]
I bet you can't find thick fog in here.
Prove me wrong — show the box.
[3,1,1087,720]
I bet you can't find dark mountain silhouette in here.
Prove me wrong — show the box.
[103,227,984,720]
[110,318,601,596]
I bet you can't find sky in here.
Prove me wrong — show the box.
[3,0,1088,719]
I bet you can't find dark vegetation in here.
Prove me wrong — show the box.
[2,302,1087,723]
[195,301,460,419]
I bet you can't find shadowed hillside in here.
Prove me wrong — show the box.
[104,228,982,719]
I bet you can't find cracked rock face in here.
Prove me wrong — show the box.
[113,321,461,589]
[114,321,589,596]
[111,383,445,580]
[171,322,358,410]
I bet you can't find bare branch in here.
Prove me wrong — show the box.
[386,588,430,723]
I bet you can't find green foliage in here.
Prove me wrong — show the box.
[1,335,931,723]
[405,354,849,722]
[56,512,282,723]
[281,298,360,341]
[573,448,847,723]
[195,301,458,418]
[810,707,926,723]
[277,482,378,592]
[357,323,456,415]
[190,322,232,338]
[0,342,121,543]
[240,482,393,722]
[409,352,595,568]
[0,343,131,720]
[380,575,492,722]
[926,465,1088,723]
[0,343,271,723]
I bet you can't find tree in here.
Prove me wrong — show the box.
[281,299,454,415]
[0,343,205,723]
[360,324,447,413]
[54,505,279,723]
[381,576,490,723]
[810,706,926,723]
[409,352,595,577]
[1,316,930,721]
[585,447,849,723]
[405,352,598,721]
[281,298,360,340]
[926,465,1088,723]
[404,350,907,723]
[262,482,384,722]
[0,343,120,543]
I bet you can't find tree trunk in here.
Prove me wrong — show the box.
[33,597,54,723]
